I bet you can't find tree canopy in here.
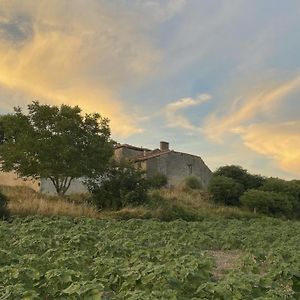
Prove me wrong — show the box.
[0,101,114,195]
[214,165,265,190]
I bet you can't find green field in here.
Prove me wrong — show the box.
[1,217,300,299]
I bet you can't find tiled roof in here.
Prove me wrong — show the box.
[134,150,173,161]
[134,150,207,162]
[114,143,151,151]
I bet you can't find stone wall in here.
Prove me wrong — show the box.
[114,147,145,161]
[143,152,212,188]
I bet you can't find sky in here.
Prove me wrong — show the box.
[0,0,299,179]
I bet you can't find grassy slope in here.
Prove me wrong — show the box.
[0,186,98,219]
[0,185,257,221]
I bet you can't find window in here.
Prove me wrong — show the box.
[188,164,193,175]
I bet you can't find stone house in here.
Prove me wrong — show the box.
[115,141,212,188]
[1,141,212,194]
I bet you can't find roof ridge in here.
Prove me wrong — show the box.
[134,150,173,161]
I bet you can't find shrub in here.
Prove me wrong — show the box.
[146,191,199,221]
[208,175,244,206]
[86,160,149,210]
[260,178,300,201]
[240,189,298,217]
[214,165,265,190]
[183,176,203,190]
[147,173,168,189]
[0,191,9,219]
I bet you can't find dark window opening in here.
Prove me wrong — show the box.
[188,164,193,175]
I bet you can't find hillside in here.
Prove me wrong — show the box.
[0,185,256,221]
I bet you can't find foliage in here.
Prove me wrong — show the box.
[183,176,203,190]
[208,175,244,206]
[214,165,265,190]
[147,173,168,189]
[240,189,298,217]
[0,102,114,195]
[0,191,9,219]
[87,160,149,210]
[260,177,300,201]
[145,191,199,221]
[0,216,300,299]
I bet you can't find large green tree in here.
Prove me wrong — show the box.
[0,101,114,195]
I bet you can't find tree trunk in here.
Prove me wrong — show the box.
[50,176,74,196]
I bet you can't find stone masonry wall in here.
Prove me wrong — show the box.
[144,152,212,188]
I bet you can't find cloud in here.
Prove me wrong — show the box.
[165,94,211,131]
[0,0,161,137]
[237,122,300,176]
[123,0,187,23]
[204,75,300,141]
[201,75,300,176]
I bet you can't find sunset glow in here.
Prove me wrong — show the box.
[0,0,299,178]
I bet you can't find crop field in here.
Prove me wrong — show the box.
[0,217,299,299]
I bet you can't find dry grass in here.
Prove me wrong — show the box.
[207,250,243,279]
[0,185,99,218]
[0,185,256,221]
[159,188,255,219]
[109,188,256,221]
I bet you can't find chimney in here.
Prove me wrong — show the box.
[160,141,169,151]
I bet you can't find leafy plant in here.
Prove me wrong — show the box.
[0,216,300,299]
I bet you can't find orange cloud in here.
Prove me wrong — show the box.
[201,75,300,176]
[237,122,300,176]
[0,0,161,137]
[204,75,300,141]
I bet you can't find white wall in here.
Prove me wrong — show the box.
[40,178,88,195]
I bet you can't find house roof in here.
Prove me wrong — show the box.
[114,143,151,151]
[134,150,173,161]
[115,143,209,171]
[134,149,207,163]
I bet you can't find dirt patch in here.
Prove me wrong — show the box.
[207,250,243,279]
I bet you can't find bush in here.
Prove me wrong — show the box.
[183,176,203,190]
[208,175,244,206]
[0,191,9,219]
[146,191,199,221]
[147,173,168,189]
[260,178,300,201]
[214,165,265,190]
[240,189,298,217]
[86,160,149,210]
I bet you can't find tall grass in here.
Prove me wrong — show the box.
[0,186,99,218]
[0,185,257,221]
[110,188,257,221]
